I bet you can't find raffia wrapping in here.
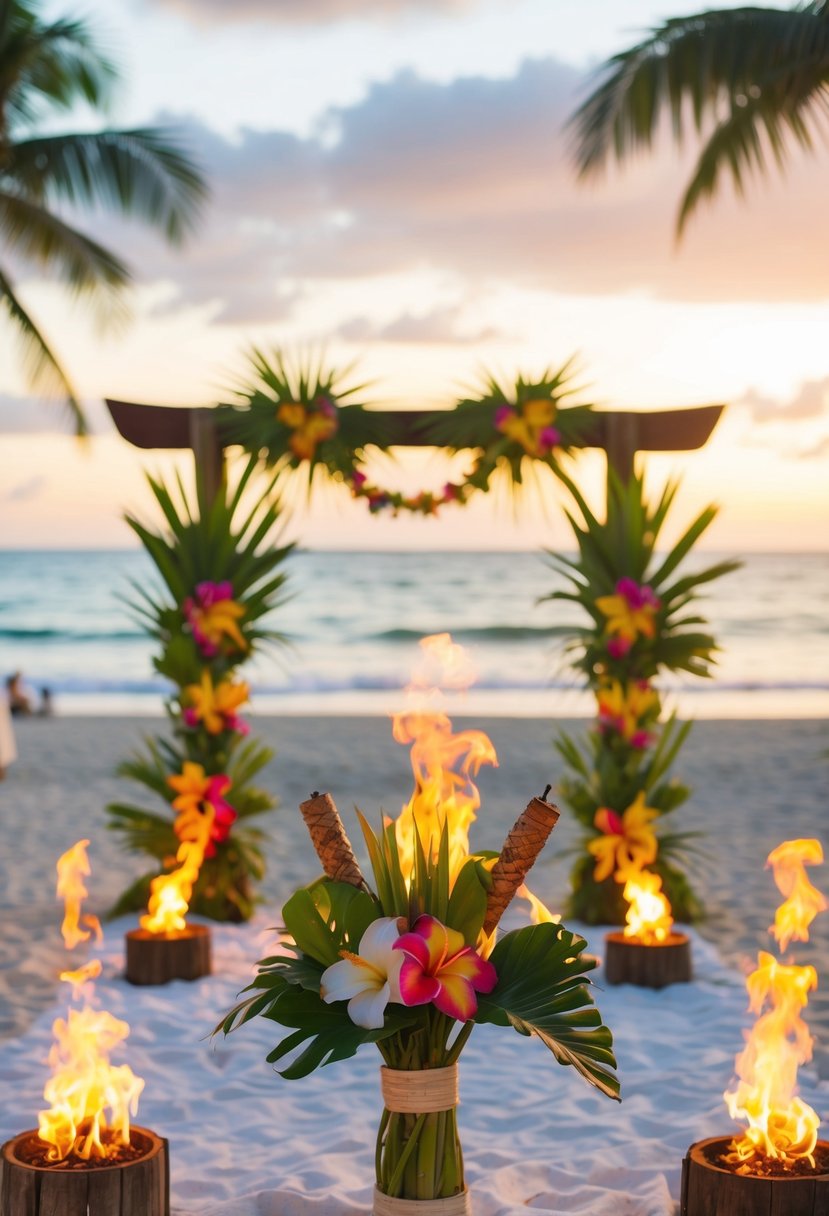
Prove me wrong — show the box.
[482,793,560,936]
[380,1064,459,1114]
[373,1187,471,1215]
[299,792,368,890]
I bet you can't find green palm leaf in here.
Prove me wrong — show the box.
[475,923,620,1101]
[569,3,829,235]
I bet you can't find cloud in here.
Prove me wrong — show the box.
[63,58,829,329]
[151,0,472,27]
[740,379,829,424]
[338,303,499,343]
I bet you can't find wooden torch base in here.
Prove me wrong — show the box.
[681,1136,829,1216]
[125,924,211,986]
[603,931,692,988]
[1,1126,169,1216]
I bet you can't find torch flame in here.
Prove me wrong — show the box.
[622,869,674,945]
[38,841,144,1162]
[724,838,825,1172]
[517,883,561,926]
[38,1007,144,1161]
[140,803,215,934]
[393,635,497,885]
[767,838,827,952]
[56,839,102,949]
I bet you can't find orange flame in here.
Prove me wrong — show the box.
[56,839,102,949]
[140,803,215,933]
[393,634,497,884]
[38,841,144,1162]
[517,883,561,926]
[59,959,103,1000]
[767,838,827,952]
[622,869,674,945]
[38,1007,145,1161]
[724,838,825,1171]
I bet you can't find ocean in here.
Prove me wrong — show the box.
[0,549,827,718]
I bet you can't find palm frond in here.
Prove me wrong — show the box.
[0,265,86,433]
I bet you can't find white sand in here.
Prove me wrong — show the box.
[0,715,827,1214]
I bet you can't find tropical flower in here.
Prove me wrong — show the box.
[595,576,660,656]
[183,581,247,657]
[394,914,497,1021]
[277,397,338,460]
[320,917,406,1030]
[182,671,250,735]
[167,762,237,857]
[495,398,560,458]
[596,678,659,748]
[587,792,659,884]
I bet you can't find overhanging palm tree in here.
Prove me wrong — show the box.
[568,2,829,237]
[0,0,207,434]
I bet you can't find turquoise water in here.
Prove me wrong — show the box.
[0,549,827,717]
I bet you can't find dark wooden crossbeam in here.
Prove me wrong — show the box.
[106,398,725,501]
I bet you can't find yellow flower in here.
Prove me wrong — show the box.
[183,582,247,656]
[183,670,249,734]
[495,398,560,457]
[587,791,659,883]
[596,679,659,743]
[595,577,660,655]
[522,398,556,429]
[277,402,307,428]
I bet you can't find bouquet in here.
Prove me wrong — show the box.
[219,704,619,1209]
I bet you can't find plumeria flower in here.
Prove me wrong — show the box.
[320,917,406,1030]
[277,399,338,460]
[587,792,659,884]
[595,577,661,654]
[182,671,250,735]
[394,914,497,1022]
[183,581,247,657]
[167,762,237,857]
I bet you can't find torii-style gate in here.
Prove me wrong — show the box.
[105,399,725,503]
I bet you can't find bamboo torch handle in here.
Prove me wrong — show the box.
[299,791,369,891]
[482,786,560,936]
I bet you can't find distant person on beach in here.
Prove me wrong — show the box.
[6,673,33,717]
[38,687,54,717]
[0,689,16,778]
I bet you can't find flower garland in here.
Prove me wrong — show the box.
[221,350,596,516]
[546,469,740,925]
[107,457,292,922]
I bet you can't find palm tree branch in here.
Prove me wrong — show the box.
[5,128,208,242]
[0,265,86,434]
[0,188,130,300]
[569,6,829,177]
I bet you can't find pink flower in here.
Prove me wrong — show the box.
[607,636,632,659]
[494,405,517,430]
[351,470,368,489]
[537,426,561,452]
[393,914,497,1022]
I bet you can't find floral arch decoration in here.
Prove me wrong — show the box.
[218,349,598,515]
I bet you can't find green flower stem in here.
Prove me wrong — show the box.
[385,1112,426,1196]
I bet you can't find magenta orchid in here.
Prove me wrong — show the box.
[394,914,497,1021]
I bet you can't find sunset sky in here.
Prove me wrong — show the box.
[1,0,828,551]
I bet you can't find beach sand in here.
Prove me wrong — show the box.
[0,714,827,1214]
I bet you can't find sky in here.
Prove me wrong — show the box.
[1,0,828,551]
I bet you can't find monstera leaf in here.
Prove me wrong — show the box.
[475,922,620,1101]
